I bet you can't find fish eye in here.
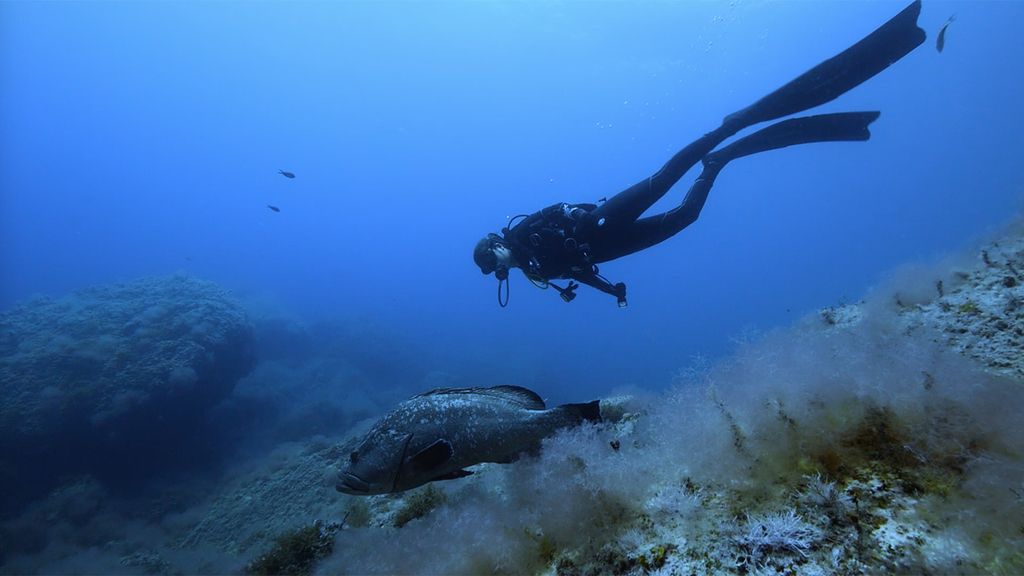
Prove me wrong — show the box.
[349,451,358,464]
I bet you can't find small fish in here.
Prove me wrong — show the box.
[267,204,281,212]
[278,169,296,179]
[336,385,601,495]
[936,14,955,53]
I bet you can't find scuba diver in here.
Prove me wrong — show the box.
[474,1,926,307]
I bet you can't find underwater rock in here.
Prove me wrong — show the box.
[176,438,350,560]
[908,229,1024,380]
[0,275,254,513]
[251,316,314,367]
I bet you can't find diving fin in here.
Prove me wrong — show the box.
[724,1,925,129]
[707,111,881,166]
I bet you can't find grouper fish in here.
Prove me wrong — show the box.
[335,385,602,495]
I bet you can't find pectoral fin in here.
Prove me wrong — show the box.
[431,469,474,482]
[410,439,453,470]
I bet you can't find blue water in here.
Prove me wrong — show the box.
[2,0,1021,403]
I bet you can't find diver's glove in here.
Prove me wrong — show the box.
[554,281,578,303]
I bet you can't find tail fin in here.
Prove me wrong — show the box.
[557,400,603,425]
[708,111,881,166]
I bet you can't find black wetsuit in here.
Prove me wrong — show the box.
[502,201,624,299]
[494,1,925,305]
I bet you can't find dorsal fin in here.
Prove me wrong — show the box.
[412,385,546,410]
[488,385,546,409]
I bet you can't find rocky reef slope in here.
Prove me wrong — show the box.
[153,221,1024,576]
[2,223,1022,575]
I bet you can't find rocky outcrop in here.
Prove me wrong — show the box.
[0,275,254,513]
[908,227,1024,379]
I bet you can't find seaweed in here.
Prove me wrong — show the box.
[343,499,371,528]
[245,521,336,576]
[808,405,979,499]
[958,300,981,315]
[636,543,677,572]
[393,484,445,528]
[710,392,750,458]
[530,529,558,564]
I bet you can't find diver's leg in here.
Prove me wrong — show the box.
[589,124,733,230]
[590,111,884,262]
[724,1,925,127]
[589,2,923,230]
[590,164,723,263]
[632,110,880,215]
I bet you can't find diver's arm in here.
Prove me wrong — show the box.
[571,271,627,307]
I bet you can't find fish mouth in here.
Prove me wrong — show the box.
[336,471,371,495]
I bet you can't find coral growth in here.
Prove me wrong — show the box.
[734,510,821,567]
